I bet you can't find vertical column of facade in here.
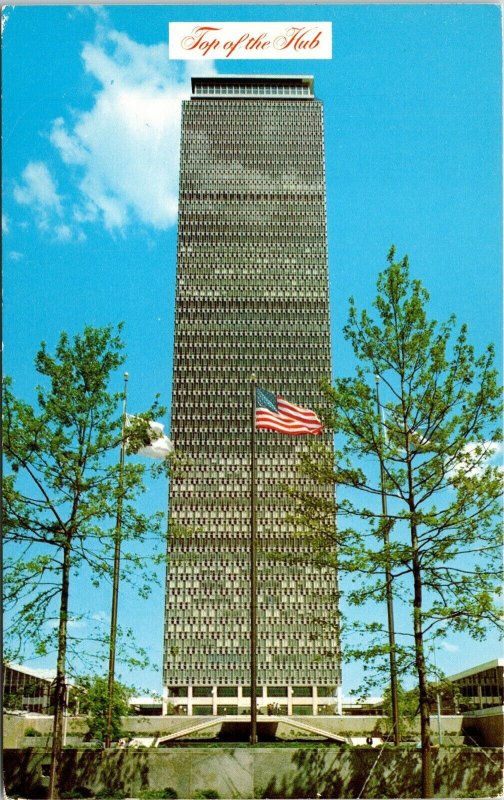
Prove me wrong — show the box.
[164,76,340,715]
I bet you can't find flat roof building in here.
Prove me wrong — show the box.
[3,663,56,714]
[447,658,504,712]
[163,75,340,716]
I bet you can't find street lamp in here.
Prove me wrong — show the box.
[105,372,129,748]
[375,374,400,745]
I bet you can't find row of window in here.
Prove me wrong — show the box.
[180,179,325,192]
[175,324,329,338]
[171,404,327,417]
[175,350,328,364]
[183,125,323,142]
[170,481,312,493]
[176,295,328,309]
[180,191,324,202]
[179,217,326,230]
[177,290,327,302]
[173,351,328,364]
[166,524,310,537]
[171,475,314,486]
[173,373,329,387]
[193,83,312,98]
[176,292,329,304]
[176,283,327,294]
[185,120,324,135]
[177,264,327,275]
[179,216,326,230]
[179,185,325,200]
[179,224,326,237]
[169,432,324,445]
[169,608,334,620]
[184,114,322,131]
[173,357,329,369]
[178,258,327,270]
[184,112,322,127]
[168,663,335,677]
[174,364,328,377]
[176,293,329,305]
[193,132,321,147]
[171,494,316,506]
[168,685,334,697]
[169,441,323,453]
[169,465,326,478]
[175,340,328,349]
[176,428,329,443]
[166,631,328,645]
[177,254,327,267]
[184,137,322,152]
[182,171,325,185]
[169,434,329,446]
[184,152,323,167]
[185,102,321,122]
[168,550,330,564]
[175,295,325,310]
[184,156,323,171]
[182,144,324,159]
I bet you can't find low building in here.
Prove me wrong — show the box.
[3,663,56,714]
[129,696,163,716]
[341,696,384,716]
[447,658,504,712]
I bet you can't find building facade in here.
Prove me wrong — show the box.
[447,659,504,713]
[163,75,340,716]
[3,663,55,714]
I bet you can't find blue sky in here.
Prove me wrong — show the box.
[2,4,502,695]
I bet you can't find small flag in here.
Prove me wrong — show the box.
[126,415,173,459]
[255,387,323,435]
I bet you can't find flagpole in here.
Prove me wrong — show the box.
[250,373,258,745]
[375,374,400,746]
[105,371,128,749]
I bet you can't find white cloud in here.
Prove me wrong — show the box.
[449,440,502,479]
[91,610,109,623]
[14,161,63,215]
[49,27,216,233]
[2,8,11,35]
[13,163,85,243]
[55,224,73,242]
[50,118,88,166]
[441,642,459,653]
[46,616,87,631]
[68,5,109,23]
[2,213,8,233]
[8,251,23,262]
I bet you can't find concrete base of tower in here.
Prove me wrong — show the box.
[163,685,341,716]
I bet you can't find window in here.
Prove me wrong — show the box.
[193,686,213,698]
[267,686,288,697]
[292,686,312,698]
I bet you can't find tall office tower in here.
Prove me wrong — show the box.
[164,75,340,717]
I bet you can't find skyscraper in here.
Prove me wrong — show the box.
[163,75,340,717]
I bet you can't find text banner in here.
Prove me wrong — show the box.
[169,23,332,60]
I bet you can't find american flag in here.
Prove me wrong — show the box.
[255,387,323,435]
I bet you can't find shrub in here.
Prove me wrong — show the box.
[61,788,94,799]
[24,726,42,737]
